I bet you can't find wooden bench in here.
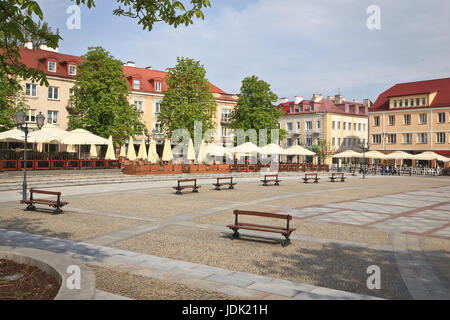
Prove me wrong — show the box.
[20,189,68,214]
[303,173,320,183]
[329,172,346,182]
[173,179,201,195]
[226,210,296,247]
[213,177,237,190]
[261,174,281,186]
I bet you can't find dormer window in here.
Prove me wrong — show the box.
[155,81,162,92]
[48,61,56,72]
[69,64,77,76]
[133,80,140,90]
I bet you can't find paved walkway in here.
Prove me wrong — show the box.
[0,229,381,300]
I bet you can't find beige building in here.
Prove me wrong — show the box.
[277,94,370,164]
[369,77,450,164]
[18,46,237,145]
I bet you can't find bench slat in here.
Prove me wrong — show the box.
[233,210,292,220]
[30,189,61,196]
[227,225,296,235]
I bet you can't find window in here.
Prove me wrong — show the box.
[410,99,414,107]
[134,101,143,111]
[316,120,320,129]
[48,61,56,72]
[399,100,403,107]
[358,123,361,131]
[68,65,77,75]
[221,108,231,122]
[306,137,312,147]
[388,115,395,126]
[438,112,446,123]
[372,134,381,144]
[332,121,335,129]
[332,137,336,146]
[403,133,412,144]
[388,134,396,144]
[417,133,428,144]
[222,127,231,137]
[363,124,366,131]
[405,99,408,107]
[404,114,411,125]
[353,123,357,131]
[296,138,301,145]
[422,98,426,106]
[338,138,341,146]
[416,98,420,106]
[47,110,58,124]
[374,116,380,127]
[154,123,161,133]
[155,102,161,115]
[310,104,314,112]
[26,84,37,97]
[306,121,312,130]
[155,81,162,92]
[48,86,59,100]
[393,100,397,108]
[337,121,341,130]
[290,105,294,113]
[25,109,36,122]
[343,122,347,130]
[286,138,292,147]
[437,132,446,144]
[133,80,140,90]
[286,122,293,131]
[419,113,427,124]
[296,121,301,130]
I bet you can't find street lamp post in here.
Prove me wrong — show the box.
[13,110,45,201]
[361,138,370,179]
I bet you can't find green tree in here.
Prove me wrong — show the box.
[0,75,28,131]
[312,139,333,164]
[230,75,285,145]
[159,57,216,140]
[68,47,144,145]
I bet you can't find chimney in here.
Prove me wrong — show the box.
[125,61,136,67]
[353,99,359,103]
[294,96,304,104]
[279,97,289,104]
[327,96,334,101]
[39,44,58,52]
[312,94,322,102]
[335,94,343,104]
[24,41,33,49]
[363,99,372,107]
[365,106,369,115]
[145,66,152,70]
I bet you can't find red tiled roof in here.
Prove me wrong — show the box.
[18,47,230,96]
[277,99,368,116]
[371,77,450,111]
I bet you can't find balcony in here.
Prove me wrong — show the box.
[221,117,231,125]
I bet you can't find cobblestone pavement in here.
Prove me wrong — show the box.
[0,171,448,300]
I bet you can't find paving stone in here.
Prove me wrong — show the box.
[308,210,389,225]
[247,282,299,298]
[205,274,255,288]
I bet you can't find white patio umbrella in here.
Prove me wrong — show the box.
[0,129,25,142]
[137,138,147,160]
[119,144,126,157]
[105,136,116,160]
[89,144,98,158]
[197,139,206,164]
[333,150,363,158]
[61,128,109,145]
[364,150,388,159]
[147,139,159,164]
[126,137,137,161]
[413,152,450,162]
[383,151,416,160]
[231,142,261,155]
[260,143,287,155]
[205,144,232,157]
[162,139,173,162]
[284,145,316,156]
[27,129,60,144]
[187,139,195,162]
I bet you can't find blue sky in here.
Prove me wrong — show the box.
[37,0,450,102]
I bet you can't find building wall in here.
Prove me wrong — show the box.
[369,107,450,152]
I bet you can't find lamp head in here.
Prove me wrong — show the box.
[13,110,27,127]
[36,112,45,129]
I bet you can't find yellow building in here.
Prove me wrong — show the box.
[18,46,237,145]
[369,78,450,164]
[278,94,370,164]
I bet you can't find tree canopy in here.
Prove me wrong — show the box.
[230,75,285,145]
[159,57,217,141]
[68,46,144,144]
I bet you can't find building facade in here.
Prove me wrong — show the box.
[17,46,237,144]
[369,78,450,162]
[277,94,370,164]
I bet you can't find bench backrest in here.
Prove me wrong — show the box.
[217,177,233,181]
[305,173,317,177]
[178,179,197,183]
[233,210,292,220]
[264,174,278,179]
[30,189,61,196]
[332,172,344,177]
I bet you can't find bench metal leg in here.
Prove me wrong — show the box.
[314,179,319,183]
[175,188,182,195]
[25,204,36,211]
[192,188,199,193]
[231,229,240,239]
[282,232,292,247]
[214,184,221,191]
[53,207,63,215]
[229,185,234,190]
[275,181,279,186]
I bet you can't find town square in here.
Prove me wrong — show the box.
[0,0,449,307]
